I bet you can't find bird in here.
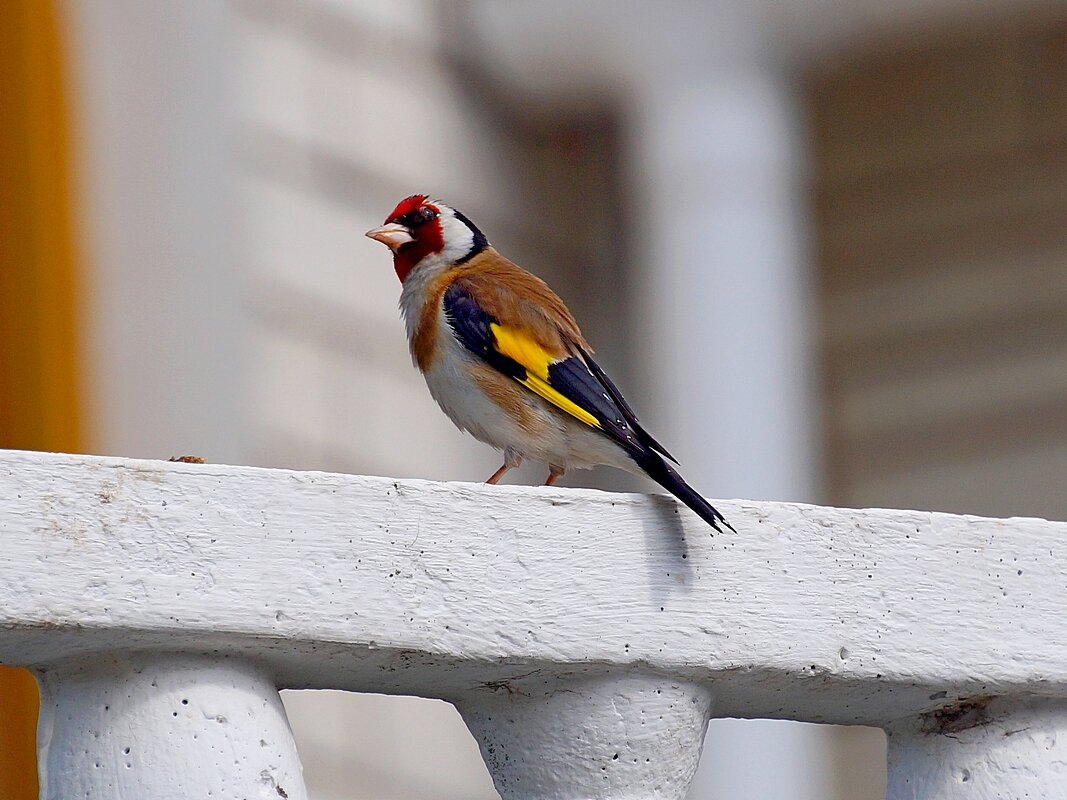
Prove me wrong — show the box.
[365,195,734,533]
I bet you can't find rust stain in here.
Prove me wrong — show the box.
[922,695,995,735]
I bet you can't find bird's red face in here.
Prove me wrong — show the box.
[365,195,444,283]
[366,195,488,283]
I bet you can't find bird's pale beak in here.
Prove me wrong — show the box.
[365,223,414,251]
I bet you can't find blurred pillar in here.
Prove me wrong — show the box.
[0,1,84,798]
[0,0,83,453]
[628,57,817,505]
[626,28,826,800]
[0,668,38,800]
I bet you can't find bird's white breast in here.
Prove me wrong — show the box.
[397,259,444,351]
[424,308,524,447]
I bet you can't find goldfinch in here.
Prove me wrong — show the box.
[366,195,734,533]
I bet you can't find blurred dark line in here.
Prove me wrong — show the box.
[832,393,1067,481]
[240,125,410,213]
[239,125,596,268]
[818,200,1067,290]
[826,302,1067,388]
[245,272,397,367]
[813,134,1067,221]
[230,0,436,67]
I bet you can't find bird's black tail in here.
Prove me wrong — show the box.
[636,451,735,534]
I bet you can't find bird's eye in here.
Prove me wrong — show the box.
[393,205,438,230]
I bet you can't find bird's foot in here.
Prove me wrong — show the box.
[544,467,565,487]
[485,464,510,485]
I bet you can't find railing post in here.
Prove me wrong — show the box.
[456,672,712,800]
[35,652,307,800]
[885,696,1067,799]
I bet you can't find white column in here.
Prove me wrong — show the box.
[627,34,826,800]
[35,652,307,800]
[886,697,1067,799]
[628,61,817,504]
[457,672,713,800]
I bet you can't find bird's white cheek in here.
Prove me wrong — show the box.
[438,214,475,263]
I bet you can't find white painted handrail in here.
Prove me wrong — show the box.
[2,449,1065,798]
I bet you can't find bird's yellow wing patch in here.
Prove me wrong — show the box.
[522,374,600,429]
[490,323,600,429]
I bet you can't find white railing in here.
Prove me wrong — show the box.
[2,449,1065,799]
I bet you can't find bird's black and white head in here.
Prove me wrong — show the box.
[366,195,488,282]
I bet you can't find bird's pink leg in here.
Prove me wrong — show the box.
[485,463,511,485]
[486,448,523,485]
[544,467,565,486]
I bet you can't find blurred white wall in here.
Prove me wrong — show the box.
[231,0,515,483]
[66,0,247,464]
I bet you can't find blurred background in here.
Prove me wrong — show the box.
[3,0,1066,798]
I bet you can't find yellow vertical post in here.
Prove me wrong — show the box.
[0,670,39,800]
[0,2,85,798]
